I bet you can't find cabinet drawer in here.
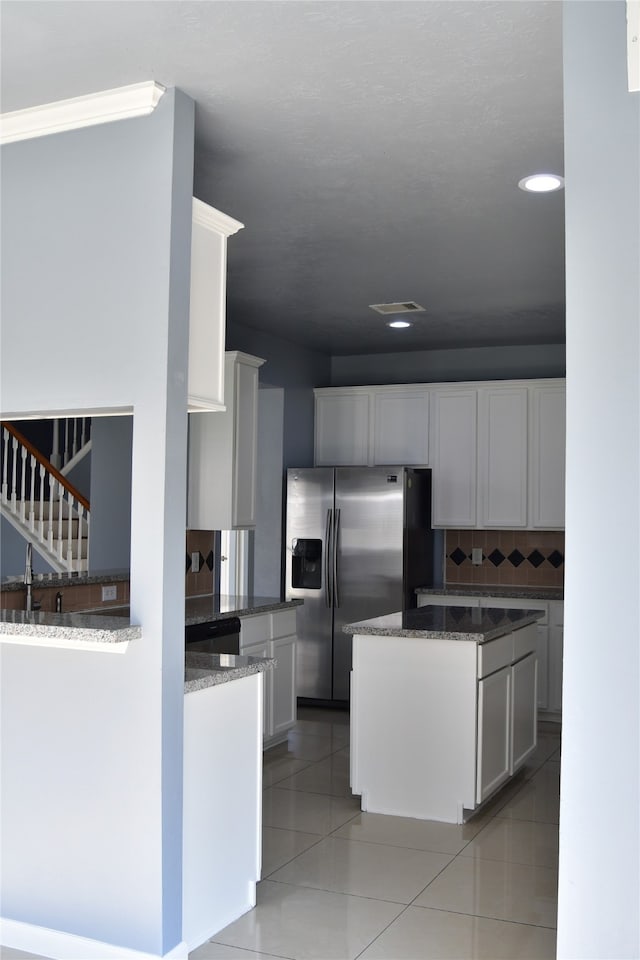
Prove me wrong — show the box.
[271,608,297,639]
[478,634,512,678]
[240,613,270,647]
[513,623,537,661]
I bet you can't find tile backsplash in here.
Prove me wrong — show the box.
[185,529,215,597]
[445,529,565,588]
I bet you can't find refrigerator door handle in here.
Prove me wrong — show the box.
[334,507,341,608]
[325,508,333,607]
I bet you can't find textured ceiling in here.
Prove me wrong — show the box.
[0,1,565,356]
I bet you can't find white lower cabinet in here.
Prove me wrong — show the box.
[417,593,560,717]
[510,653,538,770]
[350,621,538,824]
[548,601,564,713]
[271,634,297,737]
[240,608,297,748]
[242,639,272,739]
[477,665,511,802]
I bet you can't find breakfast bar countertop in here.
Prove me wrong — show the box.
[344,604,544,643]
[0,608,141,645]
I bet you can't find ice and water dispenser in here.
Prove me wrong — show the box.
[291,539,322,589]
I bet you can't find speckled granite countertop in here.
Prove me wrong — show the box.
[0,608,141,644]
[184,651,275,693]
[344,605,544,643]
[0,569,129,592]
[416,586,563,601]
[185,595,302,625]
[0,594,300,647]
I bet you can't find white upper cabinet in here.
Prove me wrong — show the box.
[430,388,478,528]
[314,390,370,466]
[529,383,566,529]
[314,379,565,530]
[188,351,265,530]
[188,199,244,413]
[478,386,528,528]
[373,389,429,466]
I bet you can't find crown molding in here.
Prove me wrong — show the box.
[192,197,244,237]
[0,81,166,145]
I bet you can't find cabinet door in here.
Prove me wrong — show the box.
[373,390,429,466]
[315,393,370,466]
[242,639,272,740]
[233,359,260,527]
[270,634,297,737]
[478,386,528,528]
[536,625,549,711]
[477,665,511,803]
[530,384,566,529]
[188,199,243,412]
[510,654,537,772]
[548,628,563,713]
[430,389,478,528]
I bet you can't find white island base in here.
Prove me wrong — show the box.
[349,619,538,825]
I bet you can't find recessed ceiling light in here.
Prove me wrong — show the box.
[518,174,564,193]
[387,320,412,329]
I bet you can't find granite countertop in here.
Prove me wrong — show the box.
[0,569,130,592]
[0,608,141,644]
[0,593,301,648]
[343,605,544,643]
[185,594,302,625]
[416,586,564,601]
[184,651,275,693]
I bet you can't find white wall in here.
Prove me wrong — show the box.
[0,88,194,957]
[559,3,640,957]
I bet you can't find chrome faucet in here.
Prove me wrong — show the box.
[24,542,33,613]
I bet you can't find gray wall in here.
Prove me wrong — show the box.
[89,416,133,572]
[558,3,640,957]
[253,386,285,597]
[226,320,331,469]
[331,342,566,386]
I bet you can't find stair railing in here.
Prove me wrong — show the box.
[51,416,91,471]
[1,421,90,572]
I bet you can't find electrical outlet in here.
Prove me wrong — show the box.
[101,585,117,602]
[191,552,200,573]
[471,548,483,566]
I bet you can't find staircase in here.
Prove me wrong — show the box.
[1,420,91,574]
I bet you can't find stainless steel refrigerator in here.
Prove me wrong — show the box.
[285,466,433,703]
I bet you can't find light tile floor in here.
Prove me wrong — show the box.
[1,711,560,960]
[192,709,561,960]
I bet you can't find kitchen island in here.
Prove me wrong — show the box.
[344,604,544,824]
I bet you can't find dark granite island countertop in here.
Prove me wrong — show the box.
[344,604,544,643]
[416,586,563,601]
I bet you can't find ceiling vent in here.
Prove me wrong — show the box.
[369,301,425,315]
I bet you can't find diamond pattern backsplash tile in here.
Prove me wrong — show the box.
[186,529,215,597]
[445,530,565,588]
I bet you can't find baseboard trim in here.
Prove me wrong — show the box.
[0,918,188,960]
